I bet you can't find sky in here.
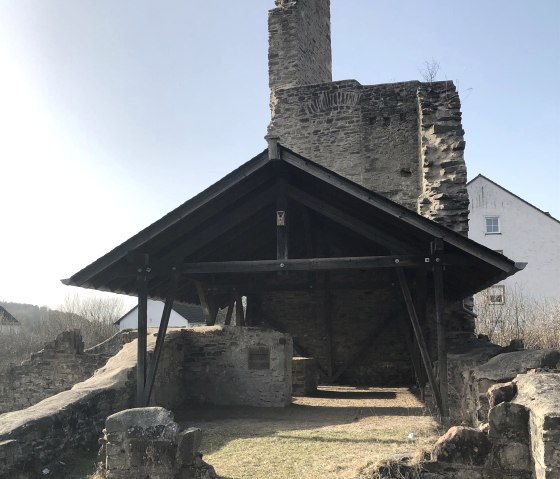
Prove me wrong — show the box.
[0,0,558,309]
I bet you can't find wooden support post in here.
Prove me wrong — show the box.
[144,294,174,405]
[195,281,218,326]
[432,239,449,421]
[235,294,245,326]
[321,281,334,381]
[136,261,149,407]
[224,295,234,325]
[396,267,443,416]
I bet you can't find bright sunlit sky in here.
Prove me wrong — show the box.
[1,1,559,309]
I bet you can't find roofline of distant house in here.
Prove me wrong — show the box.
[467,174,560,225]
[113,299,192,325]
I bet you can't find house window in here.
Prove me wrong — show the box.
[488,285,505,305]
[485,216,501,234]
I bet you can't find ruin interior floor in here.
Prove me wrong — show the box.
[174,386,441,479]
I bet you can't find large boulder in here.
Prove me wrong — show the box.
[431,426,491,466]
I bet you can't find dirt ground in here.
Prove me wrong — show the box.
[175,386,441,479]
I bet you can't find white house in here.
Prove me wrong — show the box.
[0,305,20,333]
[114,300,204,330]
[467,174,560,301]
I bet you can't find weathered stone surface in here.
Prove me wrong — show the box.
[463,348,560,425]
[488,401,529,441]
[487,381,517,409]
[431,426,491,466]
[101,408,216,479]
[513,373,560,479]
[152,326,293,408]
[0,337,141,479]
[176,428,202,466]
[268,0,332,92]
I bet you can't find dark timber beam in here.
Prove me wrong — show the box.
[286,185,415,254]
[180,255,449,275]
[432,239,449,421]
[136,256,149,407]
[143,293,174,405]
[396,267,443,417]
[159,187,276,265]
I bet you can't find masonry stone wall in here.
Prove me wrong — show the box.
[260,286,418,385]
[268,0,332,92]
[0,330,113,414]
[0,338,139,479]
[152,326,293,408]
[267,0,469,234]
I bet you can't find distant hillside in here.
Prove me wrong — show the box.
[0,301,51,326]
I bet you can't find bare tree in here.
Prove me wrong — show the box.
[474,285,560,349]
[60,293,125,324]
[419,59,440,83]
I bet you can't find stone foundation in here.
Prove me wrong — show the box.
[152,326,293,408]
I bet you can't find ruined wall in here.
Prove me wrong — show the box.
[0,330,112,414]
[268,0,332,92]
[268,0,469,234]
[269,80,422,210]
[0,339,138,479]
[152,326,293,408]
[417,83,469,235]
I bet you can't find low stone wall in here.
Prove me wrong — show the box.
[292,357,318,396]
[0,327,292,477]
[152,326,293,408]
[461,348,560,425]
[0,330,114,414]
[0,338,141,478]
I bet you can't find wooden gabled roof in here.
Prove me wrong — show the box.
[62,144,522,302]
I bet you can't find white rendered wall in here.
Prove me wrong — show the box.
[468,176,560,299]
[117,300,189,330]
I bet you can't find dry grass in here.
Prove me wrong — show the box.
[176,386,441,479]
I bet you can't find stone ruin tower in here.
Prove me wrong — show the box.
[267,0,469,235]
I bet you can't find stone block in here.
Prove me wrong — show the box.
[488,402,529,441]
[431,426,491,466]
[490,442,531,471]
[487,381,517,409]
[176,428,202,466]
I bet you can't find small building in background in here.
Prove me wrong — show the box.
[114,300,204,331]
[467,174,560,302]
[0,305,20,333]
